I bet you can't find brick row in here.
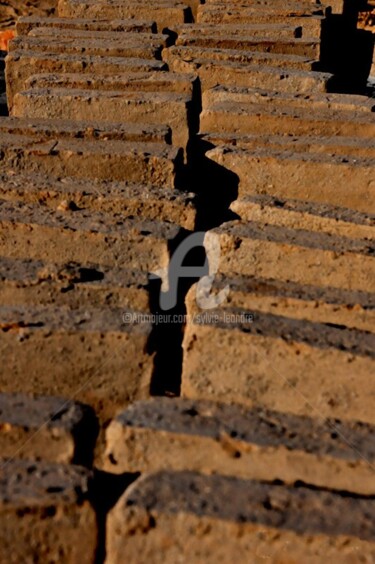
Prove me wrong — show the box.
[0,393,97,465]
[0,459,96,563]
[104,397,375,494]
[0,118,182,186]
[107,471,375,563]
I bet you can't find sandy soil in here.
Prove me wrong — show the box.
[0,1,56,30]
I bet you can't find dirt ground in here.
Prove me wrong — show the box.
[0,1,56,30]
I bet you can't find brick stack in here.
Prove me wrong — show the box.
[0,0,374,561]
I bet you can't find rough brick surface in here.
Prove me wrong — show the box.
[0,304,154,420]
[16,16,156,36]
[5,53,166,110]
[211,220,375,292]
[0,393,98,465]
[0,0,374,559]
[0,172,197,229]
[107,471,375,563]
[181,308,375,424]
[104,397,375,494]
[0,118,182,186]
[0,459,97,564]
[0,255,151,310]
[0,198,180,270]
[57,0,191,32]
[186,271,375,332]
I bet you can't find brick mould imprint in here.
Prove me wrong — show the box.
[0,0,374,562]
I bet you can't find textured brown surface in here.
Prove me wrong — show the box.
[0,393,97,464]
[0,0,374,561]
[107,471,375,563]
[0,459,96,563]
[104,398,375,494]
[0,1,56,30]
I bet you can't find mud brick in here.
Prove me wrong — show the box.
[202,85,375,113]
[0,172,197,229]
[165,53,333,93]
[0,304,154,419]
[27,28,169,47]
[107,471,375,563]
[0,255,152,312]
[24,71,197,97]
[16,15,156,36]
[210,220,375,293]
[198,8,325,36]
[0,393,97,465]
[0,118,181,187]
[230,194,375,242]
[191,269,374,332]
[181,302,375,424]
[207,146,375,213]
[0,199,180,271]
[200,102,375,138]
[0,460,96,564]
[203,132,375,161]
[58,0,192,32]
[8,35,164,61]
[5,52,166,110]
[163,45,319,72]
[0,116,171,143]
[203,0,328,11]
[204,0,325,6]
[104,397,375,494]
[175,34,320,58]
[13,89,195,152]
[173,22,309,39]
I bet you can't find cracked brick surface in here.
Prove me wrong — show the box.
[0,0,374,561]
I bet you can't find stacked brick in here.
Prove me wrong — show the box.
[0,0,374,561]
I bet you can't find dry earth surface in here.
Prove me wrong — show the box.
[0,0,374,562]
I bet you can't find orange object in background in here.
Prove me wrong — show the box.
[0,30,15,51]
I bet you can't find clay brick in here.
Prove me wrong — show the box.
[0,119,182,187]
[0,460,96,564]
[58,0,191,32]
[207,146,375,213]
[210,220,375,293]
[163,44,320,72]
[5,51,166,109]
[181,306,375,424]
[176,34,320,58]
[202,85,375,113]
[25,71,196,97]
[107,471,375,563]
[174,22,309,39]
[104,397,375,494]
[0,393,97,465]
[198,8,325,35]
[0,304,154,420]
[0,255,151,311]
[204,0,324,6]
[193,271,374,332]
[164,52,333,93]
[16,15,156,36]
[200,102,375,138]
[204,131,375,160]
[27,28,169,47]
[230,194,375,243]
[0,199,180,271]
[0,171,197,229]
[0,116,171,143]
[204,0,327,9]
[13,89,195,152]
[8,35,164,61]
